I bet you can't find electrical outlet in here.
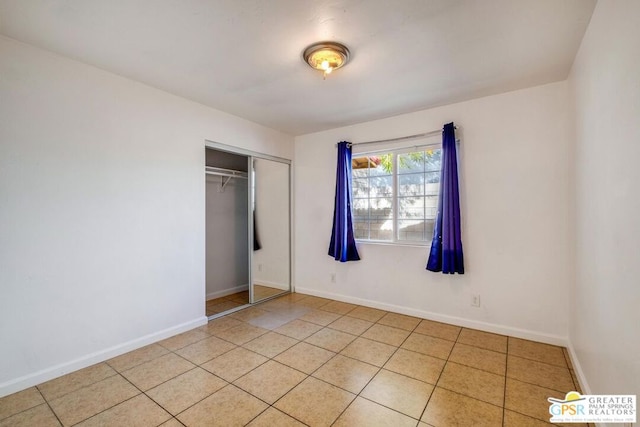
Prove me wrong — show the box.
[471,294,481,307]
[258,264,262,272]
[330,273,336,283]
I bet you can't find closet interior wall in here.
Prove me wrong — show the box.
[205,149,249,313]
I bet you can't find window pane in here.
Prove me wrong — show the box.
[352,198,369,212]
[368,197,393,241]
[352,156,370,174]
[398,220,425,241]
[352,178,369,198]
[352,167,368,178]
[369,175,393,197]
[371,228,393,241]
[353,155,388,177]
[398,173,424,196]
[353,198,370,240]
[370,197,393,210]
[398,196,425,219]
[425,195,438,219]
[369,154,392,176]
[425,149,442,172]
[425,181,440,198]
[425,171,440,184]
[353,218,369,240]
[398,151,424,173]
[425,219,436,239]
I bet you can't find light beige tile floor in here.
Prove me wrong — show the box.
[206,286,286,317]
[0,293,591,427]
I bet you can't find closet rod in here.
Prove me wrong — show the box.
[205,166,248,179]
[341,126,457,148]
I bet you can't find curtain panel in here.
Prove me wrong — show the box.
[328,141,361,262]
[427,122,464,274]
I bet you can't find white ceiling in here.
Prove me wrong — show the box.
[0,0,596,135]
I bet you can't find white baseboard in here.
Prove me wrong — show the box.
[206,284,248,301]
[0,316,208,398]
[565,341,592,395]
[253,280,289,291]
[295,287,568,347]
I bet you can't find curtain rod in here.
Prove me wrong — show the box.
[341,126,457,148]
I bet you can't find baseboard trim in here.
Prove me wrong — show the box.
[565,341,592,395]
[254,280,289,291]
[295,287,567,346]
[0,316,208,398]
[206,284,248,301]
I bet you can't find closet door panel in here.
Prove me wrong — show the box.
[251,158,290,303]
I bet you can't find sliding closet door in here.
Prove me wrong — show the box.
[250,158,291,303]
[205,142,291,312]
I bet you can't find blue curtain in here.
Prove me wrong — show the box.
[427,122,464,274]
[328,141,361,262]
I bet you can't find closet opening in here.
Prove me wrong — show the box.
[205,143,291,319]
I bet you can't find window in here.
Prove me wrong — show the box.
[352,147,442,244]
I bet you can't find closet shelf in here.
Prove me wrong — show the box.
[206,166,248,192]
[205,166,248,179]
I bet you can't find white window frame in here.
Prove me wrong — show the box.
[352,143,441,246]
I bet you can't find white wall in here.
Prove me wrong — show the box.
[568,0,640,396]
[0,36,293,397]
[294,82,573,344]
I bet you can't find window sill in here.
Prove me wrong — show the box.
[355,240,430,248]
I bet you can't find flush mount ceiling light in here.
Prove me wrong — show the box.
[303,41,350,79]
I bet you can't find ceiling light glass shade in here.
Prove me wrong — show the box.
[303,42,350,78]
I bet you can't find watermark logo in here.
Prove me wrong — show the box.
[548,391,636,423]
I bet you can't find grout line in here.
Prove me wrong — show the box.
[136,363,200,393]
[61,373,157,426]
[502,336,509,426]
[506,407,562,425]
[116,352,176,377]
[418,339,450,421]
[34,386,64,427]
[263,403,311,427]
[168,382,237,421]
[501,376,573,395]
[157,331,213,353]
[356,394,424,423]
[33,367,120,403]
[242,407,270,427]
[73,393,157,426]
[506,352,570,369]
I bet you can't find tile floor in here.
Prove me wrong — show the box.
[205,293,247,317]
[0,293,591,427]
[205,286,286,317]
